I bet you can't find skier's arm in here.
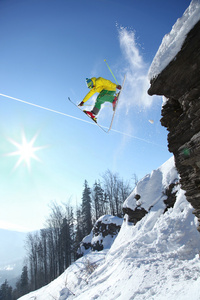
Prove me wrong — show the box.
[82,89,96,104]
[96,77,117,91]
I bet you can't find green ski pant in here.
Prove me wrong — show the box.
[94,90,115,110]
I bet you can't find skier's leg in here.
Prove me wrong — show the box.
[92,90,115,114]
[91,106,100,115]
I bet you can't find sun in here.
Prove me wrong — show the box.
[7,131,45,170]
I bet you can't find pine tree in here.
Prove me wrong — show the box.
[92,181,104,220]
[0,280,12,300]
[75,206,84,249]
[81,180,92,236]
[20,266,29,295]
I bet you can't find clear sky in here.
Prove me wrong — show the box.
[0,0,191,231]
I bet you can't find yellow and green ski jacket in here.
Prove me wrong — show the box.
[82,77,117,104]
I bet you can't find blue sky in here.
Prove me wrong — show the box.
[0,0,190,231]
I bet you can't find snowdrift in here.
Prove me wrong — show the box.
[19,157,200,300]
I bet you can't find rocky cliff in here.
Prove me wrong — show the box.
[148,20,200,230]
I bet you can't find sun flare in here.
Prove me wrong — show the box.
[7,131,45,170]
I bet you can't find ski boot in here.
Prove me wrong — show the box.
[83,111,97,123]
[112,94,119,111]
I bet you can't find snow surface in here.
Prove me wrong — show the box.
[148,0,200,80]
[97,215,123,226]
[19,156,200,300]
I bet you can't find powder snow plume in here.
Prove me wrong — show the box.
[118,26,153,112]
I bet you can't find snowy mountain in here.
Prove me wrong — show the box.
[19,157,200,300]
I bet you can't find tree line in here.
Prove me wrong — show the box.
[1,170,136,300]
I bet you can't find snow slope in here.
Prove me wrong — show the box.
[19,157,200,300]
[148,0,200,80]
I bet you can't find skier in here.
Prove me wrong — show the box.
[78,77,121,122]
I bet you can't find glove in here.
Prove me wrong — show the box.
[117,85,121,90]
[78,101,84,107]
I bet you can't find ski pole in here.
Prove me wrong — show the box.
[104,59,119,85]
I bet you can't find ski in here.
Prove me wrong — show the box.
[108,74,126,132]
[68,74,126,133]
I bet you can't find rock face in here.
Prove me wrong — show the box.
[123,206,148,224]
[148,21,200,230]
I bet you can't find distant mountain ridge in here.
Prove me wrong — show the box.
[0,229,27,286]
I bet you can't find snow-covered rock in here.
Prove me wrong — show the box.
[77,215,123,257]
[148,0,200,231]
[148,0,200,80]
[123,156,178,223]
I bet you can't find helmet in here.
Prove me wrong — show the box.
[86,78,93,89]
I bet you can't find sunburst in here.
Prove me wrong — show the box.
[7,131,45,171]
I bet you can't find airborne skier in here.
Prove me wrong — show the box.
[78,77,122,122]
